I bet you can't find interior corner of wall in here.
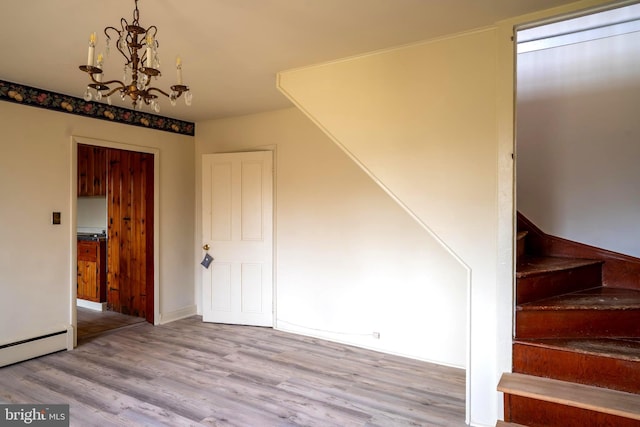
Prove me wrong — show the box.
[275,70,297,102]
[275,71,285,91]
[274,80,347,164]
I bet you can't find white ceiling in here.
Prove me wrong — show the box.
[0,0,579,123]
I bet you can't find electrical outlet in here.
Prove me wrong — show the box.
[372,331,380,339]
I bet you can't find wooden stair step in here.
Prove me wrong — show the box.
[516,337,640,361]
[498,373,640,422]
[517,212,640,291]
[519,286,640,311]
[516,287,640,339]
[497,421,527,427]
[516,256,602,278]
[513,338,640,393]
[515,257,603,305]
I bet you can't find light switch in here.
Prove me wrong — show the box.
[52,212,61,225]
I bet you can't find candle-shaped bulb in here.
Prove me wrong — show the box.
[176,56,183,85]
[145,35,154,68]
[87,32,97,66]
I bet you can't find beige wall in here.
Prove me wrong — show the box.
[196,107,468,366]
[278,28,502,425]
[0,0,614,423]
[274,2,613,423]
[0,101,196,348]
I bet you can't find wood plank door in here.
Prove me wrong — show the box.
[107,148,154,322]
[202,151,273,326]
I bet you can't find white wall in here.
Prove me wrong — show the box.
[0,101,196,348]
[196,107,468,367]
[517,29,640,257]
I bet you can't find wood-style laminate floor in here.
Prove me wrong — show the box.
[0,315,467,426]
[77,307,146,341]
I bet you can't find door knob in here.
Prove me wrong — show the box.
[203,244,210,251]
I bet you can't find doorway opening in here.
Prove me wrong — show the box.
[515,3,640,253]
[73,138,158,344]
[506,3,640,422]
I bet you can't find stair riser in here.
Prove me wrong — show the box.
[513,343,640,394]
[516,263,602,305]
[516,310,640,339]
[504,394,640,427]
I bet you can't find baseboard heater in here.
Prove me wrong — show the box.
[0,329,71,368]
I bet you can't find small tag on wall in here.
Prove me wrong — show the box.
[201,253,213,269]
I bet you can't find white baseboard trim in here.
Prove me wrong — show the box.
[0,330,69,367]
[77,299,107,311]
[159,305,197,324]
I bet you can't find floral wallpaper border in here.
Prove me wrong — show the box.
[0,80,195,136]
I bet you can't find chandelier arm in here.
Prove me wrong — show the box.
[87,71,127,95]
[105,26,132,65]
[102,85,129,99]
[87,74,128,98]
[120,18,136,59]
[96,78,126,88]
[146,26,158,40]
[146,87,171,98]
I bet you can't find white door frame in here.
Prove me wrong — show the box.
[199,148,277,326]
[70,136,161,347]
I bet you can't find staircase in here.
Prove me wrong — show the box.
[498,214,640,426]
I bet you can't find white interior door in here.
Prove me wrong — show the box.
[201,151,273,326]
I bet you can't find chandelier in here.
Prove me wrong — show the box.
[79,0,192,113]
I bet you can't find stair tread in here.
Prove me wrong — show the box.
[514,338,640,362]
[518,287,640,311]
[498,372,640,420]
[516,256,602,278]
[497,421,527,427]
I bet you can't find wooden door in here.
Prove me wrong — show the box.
[202,151,273,326]
[107,148,154,322]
